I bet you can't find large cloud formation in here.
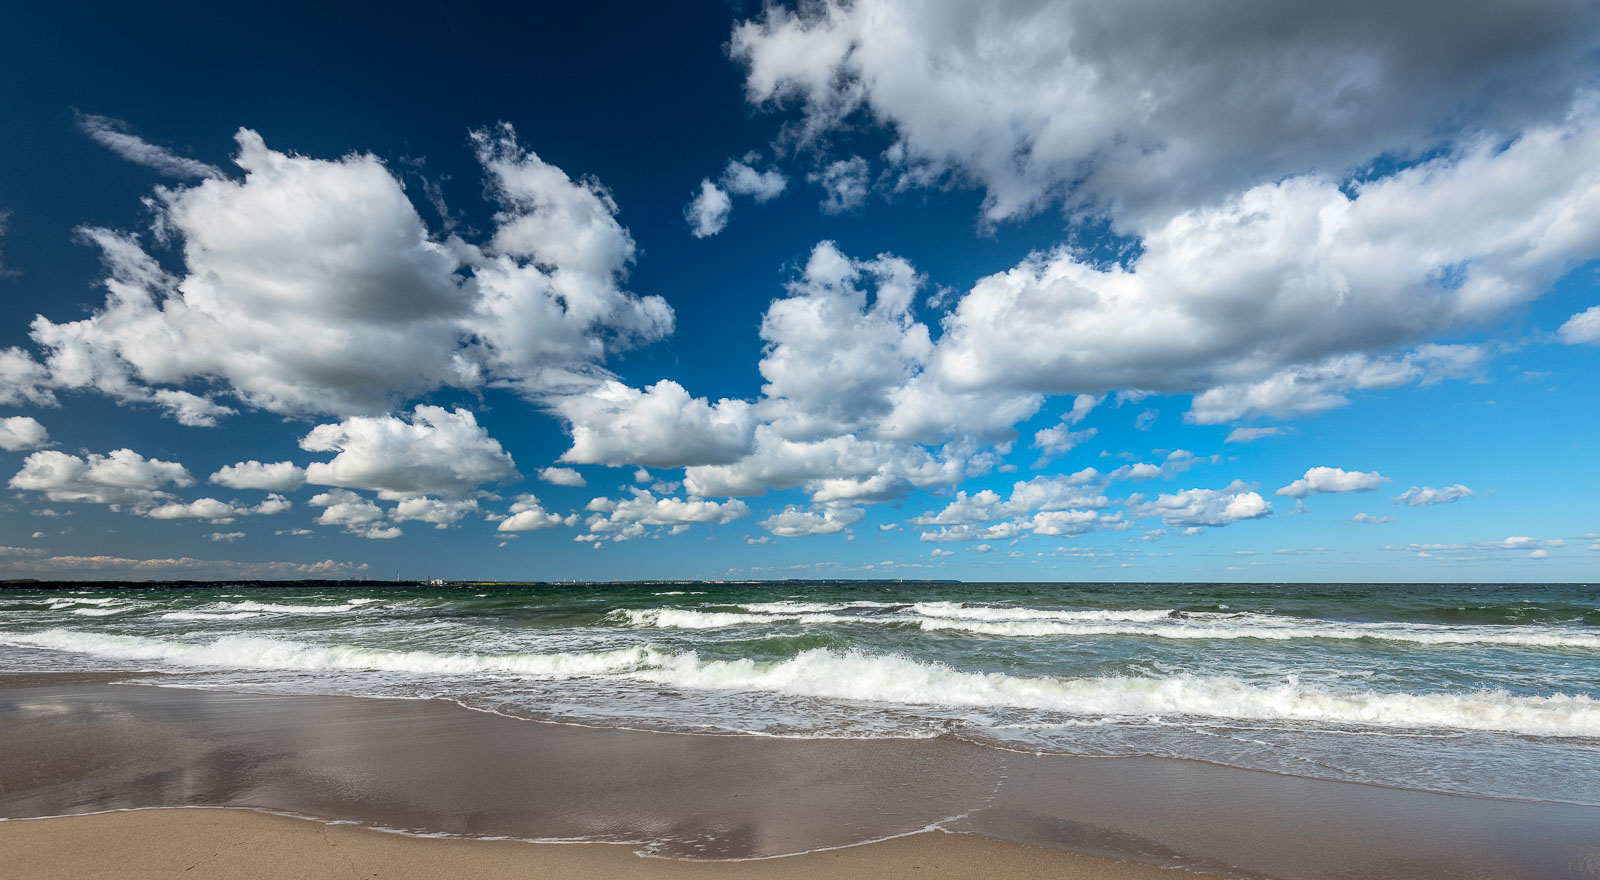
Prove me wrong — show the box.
[724,0,1600,434]
[560,242,1032,504]
[551,80,1600,513]
[5,3,1598,556]
[734,0,1599,227]
[925,117,1600,404]
[528,2,1600,525]
[9,125,670,419]
[565,120,1600,491]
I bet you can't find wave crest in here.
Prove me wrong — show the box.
[613,602,1600,650]
[6,629,1596,739]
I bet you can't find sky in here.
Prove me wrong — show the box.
[0,0,1597,583]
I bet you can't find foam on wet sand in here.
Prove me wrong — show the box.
[2,677,1597,878]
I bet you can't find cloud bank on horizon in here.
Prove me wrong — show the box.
[0,0,1595,580]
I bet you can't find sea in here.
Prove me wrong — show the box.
[2,580,1597,807]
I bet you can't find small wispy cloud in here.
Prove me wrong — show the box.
[1393,484,1473,507]
[76,112,222,179]
[1225,426,1288,443]
[685,179,732,237]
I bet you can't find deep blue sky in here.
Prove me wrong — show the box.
[1,1,1597,581]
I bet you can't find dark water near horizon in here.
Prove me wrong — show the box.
[2,580,1596,806]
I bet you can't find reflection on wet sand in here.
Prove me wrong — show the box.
[2,681,1597,879]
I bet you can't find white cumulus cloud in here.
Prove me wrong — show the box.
[301,405,517,499]
[911,471,1119,542]
[1558,305,1600,344]
[1031,425,1095,463]
[0,416,49,451]
[579,489,749,543]
[150,389,237,427]
[1276,466,1388,499]
[554,379,756,469]
[1482,536,1564,550]
[391,496,481,528]
[759,503,864,537]
[209,460,306,492]
[9,448,193,506]
[1186,346,1487,425]
[497,493,577,532]
[18,124,672,420]
[914,473,1108,527]
[926,106,1600,404]
[722,157,788,202]
[733,0,1599,227]
[143,494,290,522]
[537,466,586,487]
[683,427,989,504]
[1126,482,1272,529]
[308,489,401,539]
[683,157,789,238]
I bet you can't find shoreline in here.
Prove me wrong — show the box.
[0,808,1186,880]
[4,668,1589,812]
[3,677,1598,877]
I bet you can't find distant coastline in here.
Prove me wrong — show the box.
[3,577,1591,589]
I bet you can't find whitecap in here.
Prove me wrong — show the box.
[623,648,1600,739]
[0,629,665,678]
[7,629,1596,739]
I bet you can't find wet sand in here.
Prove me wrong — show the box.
[2,679,1598,878]
[0,809,1177,880]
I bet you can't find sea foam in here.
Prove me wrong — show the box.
[6,629,1597,739]
[0,629,663,677]
[614,602,1600,650]
[631,649,1600,738]
[608,608,863,628]
[198,599,384,615]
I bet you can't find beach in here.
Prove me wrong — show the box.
[6,0,1598,874]
[1,808,1170,880]
[3,673,1598,879]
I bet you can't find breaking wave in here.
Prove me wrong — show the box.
[196,599,386,615]
[0,629,664,677]
[5,629,1596,739]
[612,602,1600,650]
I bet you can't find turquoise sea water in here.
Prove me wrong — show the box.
[2,581,1596,805]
